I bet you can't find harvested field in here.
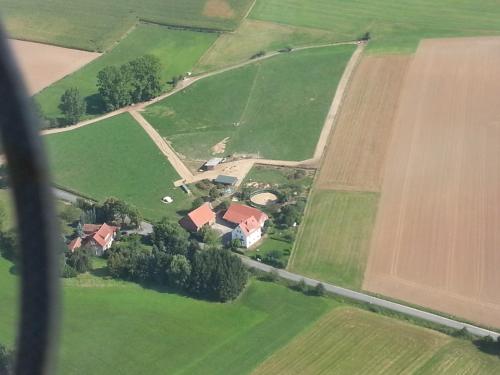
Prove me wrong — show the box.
[363,37,500,328]
[316,55,410,192]
[9,39,100,94]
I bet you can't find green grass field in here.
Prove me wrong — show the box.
[45,113,194,221]
[250,0,500,53]
[243,165,313,188]
[0,256,334,374]
[145,45,355,161]
[35,24,217,120]
[0,0,253,51]
[195,19,341,72]
[289,190,379,288]
[252,307,500,375]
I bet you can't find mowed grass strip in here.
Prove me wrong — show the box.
[45,113,189,221]
[250,0,500,53]
[195,19,342,72]
[35,24,218,119]
[252,307,500,375]
[0,0,253,51]
[0,257,334,375]
[145,45,355,161]
[289,190,378,288]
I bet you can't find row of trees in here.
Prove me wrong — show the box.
[107,219,248,302]
[76,197,142,228]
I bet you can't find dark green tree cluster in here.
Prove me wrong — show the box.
[76,197,142,228]
[0,343,13,375]
[107,219,248,302]
[275,200,306,228]
[97,55,163,111]
[59,87,86,125]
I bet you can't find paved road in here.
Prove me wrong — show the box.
[239,256,500,339]
[52,187,153,235]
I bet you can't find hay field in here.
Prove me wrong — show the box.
[316,55,410,192]
[364,37,500,328]
[252,307,500,375]
[9,39,100,95]
[0,0,253,51]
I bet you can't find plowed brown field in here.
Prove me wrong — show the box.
[316,55,410,192]
[363,37,500,328]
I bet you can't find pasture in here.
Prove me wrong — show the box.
[35,24,217,120]
[252,307,500,375]
[243,165,313,188]
[250,0,500,53]
[145,45,355,161]
[289,190,378,289]
[316,55,410,192]
[0,0,253,51]
[195,19,340,72]
[0,256,334,375]
[363,37,500,328]
[45,113,192,221]
[10,40,100,95]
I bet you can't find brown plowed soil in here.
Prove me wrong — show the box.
[316,55,411,192]
[9,39,100,94]
[363,37,500,328]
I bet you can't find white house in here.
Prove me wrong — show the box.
[224,204,268,248]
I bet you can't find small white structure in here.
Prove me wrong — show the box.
[204,158,223,170]
[162,196,173,204]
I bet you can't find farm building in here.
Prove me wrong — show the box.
[67,237,82,252]
[215,175,238,186]
[68,223,119,255]
[223,203,268,248]
[179,202,216,232]
[204,158,223,170]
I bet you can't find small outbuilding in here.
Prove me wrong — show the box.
[179,202,216,232]
[204,158,223,170]
[214,175,238,186]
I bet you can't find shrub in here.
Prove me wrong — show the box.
[314,283,326,296]
[294,278,308,293]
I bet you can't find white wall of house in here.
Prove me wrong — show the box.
[232,226,262,248]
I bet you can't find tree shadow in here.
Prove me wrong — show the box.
[85,94,105,115]
[474,338,500,357]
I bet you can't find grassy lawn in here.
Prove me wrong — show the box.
[246,236,292,263]
[243,165,313,188]
[35,24,218,120]
[0,0,253,51]
[250,0,500,53]
[145,45,355,161]
[252,307,500,374]
[45,113,194,221]
[0,256,334,374]
[289,190,379,288]
[195,19,341,72]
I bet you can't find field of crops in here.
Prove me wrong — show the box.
[0,0,253,51]
[45,113,193,221]
[252,307,500,375]
[35,24,217,120]
[250,0,500,53]
[289,190,379,288]
[145,45,355,161]
[0,256,334,374]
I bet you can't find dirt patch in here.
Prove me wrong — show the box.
[317,55,411,192]
[203,0,235,19]
[363,37,500,328]
[211,137,230,154]
[9,39,100,94]
[251,192,278,206]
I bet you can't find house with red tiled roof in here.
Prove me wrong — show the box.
[179,202,216,232]
[82,223,118,255]
[224,204,268,248]
[67,237,82,252]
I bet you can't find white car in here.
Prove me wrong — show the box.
[162,196,173,204]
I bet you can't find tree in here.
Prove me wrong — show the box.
[314,283,326,296]
[127,55,162,102]
[200,225,219,246]
[0,343,13,375]
[191,197,205,210]
[0,230,18,263]
[66,247,93,273]
[167,254,191,288]
[59,87,86,125]
[294,278,307,293]
[97,66,133,111]
[262,249,285,268]
[152,219,189,256]
[101,197,129,224]
[189,248,248,301]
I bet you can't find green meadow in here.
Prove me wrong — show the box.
[145,45,355,161]
[45,113,192,221]
[289,190,379,289]
[0,0,253,51]
[250,0,500,53]
[35,24,217,120]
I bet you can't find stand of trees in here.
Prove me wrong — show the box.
[97,55,163,111]
[77,197,142,228]
[59,87,86,125]
[107,219,248,302]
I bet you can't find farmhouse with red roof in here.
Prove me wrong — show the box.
[179,202,216,232]
[223,203,268,248]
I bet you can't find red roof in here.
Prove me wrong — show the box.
[238,216,260,236]
[83,223,118,249]
[83,224,101,235]
[67,237,82,252]
[223,204,268,225]
[186,203,215,230]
